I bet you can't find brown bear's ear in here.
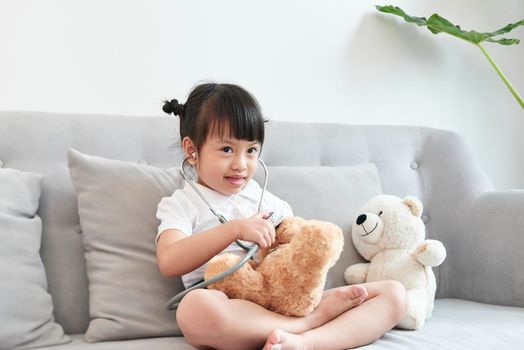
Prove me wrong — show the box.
[403,196,423,217]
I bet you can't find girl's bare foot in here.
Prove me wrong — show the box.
[306,285,368,329]
[263,329,308,350]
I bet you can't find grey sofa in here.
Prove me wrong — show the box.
[1,110,523,350]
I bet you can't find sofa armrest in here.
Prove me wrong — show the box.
[447,190,524,307]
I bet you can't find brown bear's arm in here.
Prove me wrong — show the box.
[274,216,306,245]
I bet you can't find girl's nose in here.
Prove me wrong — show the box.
[231,154,247,171]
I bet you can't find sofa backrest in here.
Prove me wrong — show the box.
[0,111,493,334]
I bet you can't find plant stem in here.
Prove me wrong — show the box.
[477,43,524,109]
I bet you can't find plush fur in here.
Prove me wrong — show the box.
[204,216,344,317]
[344,195,446,330]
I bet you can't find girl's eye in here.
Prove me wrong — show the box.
[247,147,259,155]
[221,146,233,153]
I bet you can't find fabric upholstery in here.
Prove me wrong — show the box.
[1,110,521,349]
[0,167,70,349]
[1,111,180,334]
[67,149,184,342]
[360,299,524,350]
[41,334,195,350]
[43,334,195,350]
[40,299,524,350]
[451,190,524,307]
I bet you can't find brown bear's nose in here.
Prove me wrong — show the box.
[356,214,367,225]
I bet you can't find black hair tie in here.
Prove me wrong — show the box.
[162,99,185,117]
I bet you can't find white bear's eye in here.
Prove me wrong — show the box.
[378,211,383,216]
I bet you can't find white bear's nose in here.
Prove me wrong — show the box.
[356,214,366,225]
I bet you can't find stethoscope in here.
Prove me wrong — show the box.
[165,154,280,311]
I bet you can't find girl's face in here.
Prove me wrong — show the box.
[187,129,261,196]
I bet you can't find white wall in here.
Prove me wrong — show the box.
[1,0,523,189]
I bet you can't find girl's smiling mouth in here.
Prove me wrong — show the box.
[225,175,247,186]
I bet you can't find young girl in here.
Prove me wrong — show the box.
[156,82,408,350]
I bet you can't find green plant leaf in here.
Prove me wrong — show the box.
[375,5,524,109]
[486,37,520,45]
[376,5,428,26]
[376,5,524,45]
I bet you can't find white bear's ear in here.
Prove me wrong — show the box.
[402,196,423,217]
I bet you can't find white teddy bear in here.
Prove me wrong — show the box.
[344,194,446,330]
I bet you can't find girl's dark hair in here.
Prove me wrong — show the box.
[162,83,267,152]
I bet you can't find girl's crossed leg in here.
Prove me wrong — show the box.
[176,280,407,350]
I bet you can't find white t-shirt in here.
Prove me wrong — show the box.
[156,179,293,288]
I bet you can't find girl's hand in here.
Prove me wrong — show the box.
[232,212,276,248]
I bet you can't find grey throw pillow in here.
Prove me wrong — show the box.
[255,164,383,288]
[0,168,70,350]
[67,149,185,342]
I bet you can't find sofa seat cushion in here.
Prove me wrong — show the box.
[362,298,524,349]
[42,299,524,349]
[43,334,194,350]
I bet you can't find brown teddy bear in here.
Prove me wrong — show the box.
[203,216,344,317]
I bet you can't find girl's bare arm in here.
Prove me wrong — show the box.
[156,213,275,278]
